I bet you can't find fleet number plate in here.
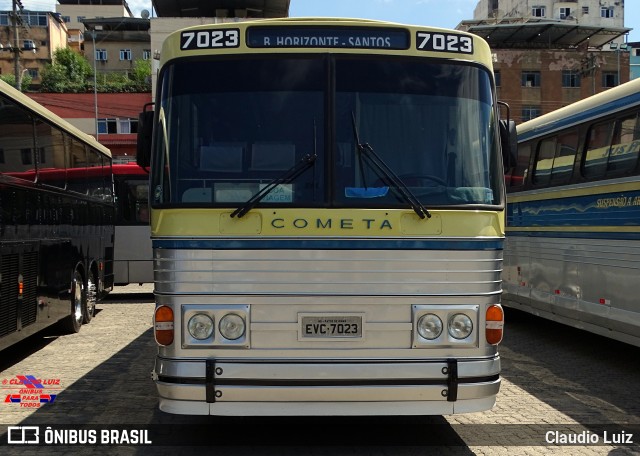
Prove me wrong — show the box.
[300,315,363,339]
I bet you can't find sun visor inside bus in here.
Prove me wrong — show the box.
[200,144,244,172]
[251,143,296,171]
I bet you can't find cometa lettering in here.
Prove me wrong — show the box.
[270,218,393,230]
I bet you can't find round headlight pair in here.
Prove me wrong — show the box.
[417,313,473,340]
[187,313,246,341]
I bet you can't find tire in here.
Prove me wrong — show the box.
[83,269,97,324]
[62,269,84,333]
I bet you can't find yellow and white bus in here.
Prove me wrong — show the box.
[137,18,512,416]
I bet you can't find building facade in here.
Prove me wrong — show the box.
[630,42,640,80]
[464,0,631,123]
[57,0,133,32]
[473,0,625,28]
[83,17,150,79]
[0,10,68,87]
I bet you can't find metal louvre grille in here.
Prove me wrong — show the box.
[0,254,19,338]
[21,251,38,327]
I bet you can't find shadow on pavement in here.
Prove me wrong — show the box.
[501,308,640,431]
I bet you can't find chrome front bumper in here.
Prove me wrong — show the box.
[153,356,501,415]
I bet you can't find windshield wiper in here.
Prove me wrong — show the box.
[231,153,317,219]
[351,112,431,219]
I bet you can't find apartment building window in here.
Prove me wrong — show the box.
[601,7,614,18]
[582,7,589,14]
[602,72,618,88]
[62,16,70,22]
[522,71,541,87]
[559,7,571,19]
[494,70,501,87]
[99,118,138,135]
[95,49,107,61]
[120,49,132,61]
[531,6,546,17]
[27,68,39,79]
[522,106,541,122]
[22,12,48,26]
[143,49,151,60]
[2,11,46,26]
[119,118,138,134]
[98,119,118,135]
[77,16,86,22]
[562,70,580,88]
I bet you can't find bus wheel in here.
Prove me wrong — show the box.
[62,269,84,333]
[83,270,97,324]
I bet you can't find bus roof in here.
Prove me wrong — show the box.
[0,79,112,158]
[517,78,640,142]
[159,17,493,71]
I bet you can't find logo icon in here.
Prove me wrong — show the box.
[7,426,40,444]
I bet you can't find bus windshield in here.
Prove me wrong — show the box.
[152,55,499,208]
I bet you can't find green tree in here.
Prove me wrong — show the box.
[41,48,92,92]
[0,73,33,91]
[131,58,151,84]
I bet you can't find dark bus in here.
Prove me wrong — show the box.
[0,79,114,351]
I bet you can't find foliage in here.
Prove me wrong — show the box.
[131,59,151,84]
[40,48,151,93]
[0,73,33,91]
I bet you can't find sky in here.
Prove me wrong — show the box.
[0,0,638,42]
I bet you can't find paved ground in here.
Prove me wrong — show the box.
[0,284,638,455]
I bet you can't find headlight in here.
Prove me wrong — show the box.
[219,314,246,340]
[187,314,214,340]
[448,313,473,339]
[417,314,443,340]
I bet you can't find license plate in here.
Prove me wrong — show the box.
[300,315,363,339]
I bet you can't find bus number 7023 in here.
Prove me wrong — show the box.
[181,29,240,50]
[416,32,473,54]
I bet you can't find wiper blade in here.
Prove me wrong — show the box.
[351,113,431,219]
[231,153,316,218]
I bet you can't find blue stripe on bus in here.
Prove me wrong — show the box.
[507,231,640,241]
[518,91,640,142]
[507,191,640,228]
[152,238,503,251]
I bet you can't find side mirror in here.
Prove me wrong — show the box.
[137,103,154,168]
[499,119,517,171]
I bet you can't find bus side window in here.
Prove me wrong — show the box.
[0,95,35,180]
[35,120,66,188]
[582,121,614,179]
[550,130,578,185]
[533,138,555,186]
[609,113,640,173]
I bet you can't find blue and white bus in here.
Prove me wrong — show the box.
[503,78,640,347]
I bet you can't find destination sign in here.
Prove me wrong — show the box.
[247,26,410,50]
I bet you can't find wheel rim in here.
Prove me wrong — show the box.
[86,273,97,318]
[72,273,84,325]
